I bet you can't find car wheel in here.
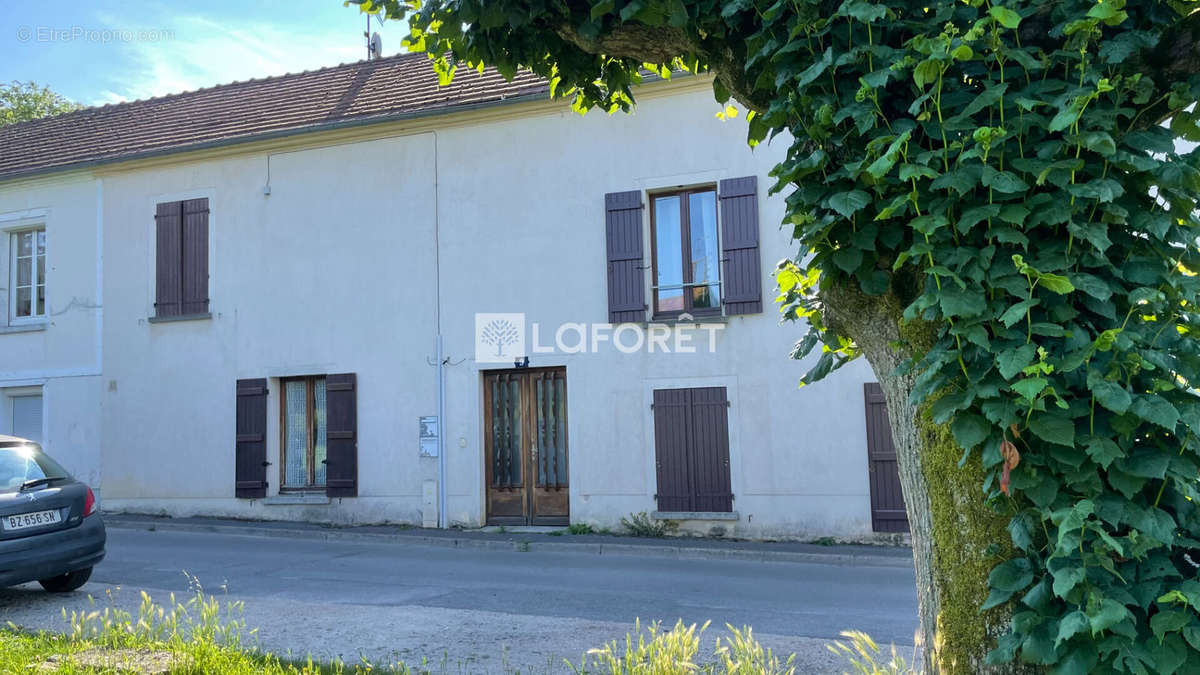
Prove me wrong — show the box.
[38,567,92,593]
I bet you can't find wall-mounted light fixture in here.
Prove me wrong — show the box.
[514,356,530,369]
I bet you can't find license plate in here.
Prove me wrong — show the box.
[3,509,62,531]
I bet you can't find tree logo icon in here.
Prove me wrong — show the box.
[474,313,526,363]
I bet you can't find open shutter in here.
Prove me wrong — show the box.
[235,378,268,498]
[652,388,694,512]
[605,190,646,323]
[325,373,358,497]
[154,201,183,318]
[181,198,209,315]
[718,176,762,315]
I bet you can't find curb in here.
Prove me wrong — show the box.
[104,517,914,568]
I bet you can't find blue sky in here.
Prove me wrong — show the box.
[1,1,409,106]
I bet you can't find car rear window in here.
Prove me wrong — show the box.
[0,445,70,492]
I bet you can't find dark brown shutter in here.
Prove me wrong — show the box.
[235,378,268,498]
[154,201,183,318]
[718,176,762,315]
[864,383,909,532]
[325,373,358,497]
[689,387,733,512]
[652,387,733,513]
[653,388,693,511]
[181,198,209,315]
[605,190,647,323]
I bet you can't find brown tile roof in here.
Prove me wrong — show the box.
[0,52,549,182]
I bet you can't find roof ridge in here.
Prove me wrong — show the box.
[2,51,431,133]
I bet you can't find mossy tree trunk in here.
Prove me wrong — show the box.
[820,279,1026,674]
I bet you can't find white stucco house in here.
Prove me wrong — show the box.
[0,54,907,539]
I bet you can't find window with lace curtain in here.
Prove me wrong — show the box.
[281,376,327,489]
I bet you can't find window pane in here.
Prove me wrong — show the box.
[36,254,45,285]
[36,285,45,316]
[284,380,309,486]
[36,230,45,255]
[17,231,32,257]
[688,191,720,309]
[313,378,327,487]
[15,256,31,286]
[654,195,684,313]
[15,288,31,318]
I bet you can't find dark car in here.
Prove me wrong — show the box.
[0,435,105,592]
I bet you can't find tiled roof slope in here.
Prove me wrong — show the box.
[0,53,549,182]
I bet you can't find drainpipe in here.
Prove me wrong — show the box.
[433,130,448,529]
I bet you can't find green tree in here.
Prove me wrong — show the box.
[355,1,1200,672]
[0,81,83,126]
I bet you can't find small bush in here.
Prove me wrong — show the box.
[620,511,677,537]
[826,630,914,675]
[570,620,795,674]
[568,523,597,535]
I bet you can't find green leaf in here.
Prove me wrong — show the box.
[832,246,863,273]
[990,558,1034,592]
[999,299,1038,329]
[1091,380,1132,415]
[1086,437,1124,469]
[1088,598,1131,634]
[1056,610,1090,646]
[1070,273,1113,301]
[1029,412,1076,447]
[828,190,872,219]
[899,163,937,181]
[940,286,986,318]
[913,59,942,90]
[1151,609,1192,641]
[1038,273,1075,295]
[989,5,1022,28]
[590,0,616,20]
[1052,566,1086,598]
[998,344,1037,379]
[1119,449,1171,480]
[982,169,1029,194]
[952,414,991,449]
[1012,377,1049,400]
[1131,395,1180,431]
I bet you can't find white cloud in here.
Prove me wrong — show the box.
[87,12,376,105]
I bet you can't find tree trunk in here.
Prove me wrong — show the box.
[820,279,1025,674]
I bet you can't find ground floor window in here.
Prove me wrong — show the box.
[651,386,733,513]
[281,376,326,488]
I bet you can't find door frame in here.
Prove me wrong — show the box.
[482,366,570,526]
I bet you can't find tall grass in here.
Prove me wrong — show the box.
[569,620,796,675]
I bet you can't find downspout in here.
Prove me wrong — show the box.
[433,130,448,528]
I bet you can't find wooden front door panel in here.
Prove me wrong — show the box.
[484,368,569,525]
[864,383,909,533]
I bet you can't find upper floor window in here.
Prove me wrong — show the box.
[651,187,720,317]
[10,227,46,322]
[154,198,209,319]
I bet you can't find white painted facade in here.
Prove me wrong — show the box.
[0,77,883,539]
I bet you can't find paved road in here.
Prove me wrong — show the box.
[1,527,919,673]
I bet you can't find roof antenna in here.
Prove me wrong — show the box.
[365,12,384,60]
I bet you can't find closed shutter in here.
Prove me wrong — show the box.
[154,201,183,318]
[325,373,358,497]
[718,176,762,315]
[235,378,268,498]
[652,387,733,513]
[865,383,909,532]
[653,388,693,512]
[605,190,647,323]
[181,198,209,315]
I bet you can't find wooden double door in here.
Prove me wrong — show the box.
[484,367,569,525]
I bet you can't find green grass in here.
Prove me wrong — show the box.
[0,575,902,674]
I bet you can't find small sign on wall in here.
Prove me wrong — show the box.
[419,416,439,457]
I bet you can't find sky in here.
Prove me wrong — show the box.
[1,1,409,107]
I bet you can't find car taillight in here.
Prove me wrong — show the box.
[83,486,97,517]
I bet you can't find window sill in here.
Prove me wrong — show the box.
[263,493,330,506]
[148,313,212,324]
[642,315,728,327]
[0,322,48,335]
[652,511,740,521]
